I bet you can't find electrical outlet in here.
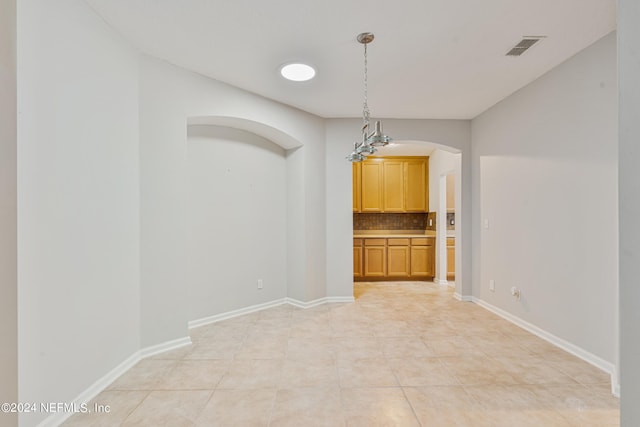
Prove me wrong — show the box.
[489,279,495,292]
[257,279,263,289]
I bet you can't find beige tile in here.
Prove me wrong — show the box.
[341,387,420,427]
[235,335,288,359]
[465,385,574,427]
[388,357,459,386]
[287,336,335,360]
[195,389,276,427]
[370,319,416,337]
[422,336,484,357]
[492,355,578,385]
[529,384,620,427]
[280,359,338,388]
[440,355,520,386]
[403,386,486,427]
[270,388,344,427]
[378,337,434,358]
[551,357,612,385]
[108,359,177,390]
[333,337,383,360]
[61,390,148,427]
[121,390,211,427]
[197,319,250,339]
[337,358,398,388]
[329,320,373,337]
[184,339,241,360]
[85,282,617,426]
[157,360,229,390]
[289,319,333,338]
[217,359,284,389]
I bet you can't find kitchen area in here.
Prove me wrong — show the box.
[352,154,456,282]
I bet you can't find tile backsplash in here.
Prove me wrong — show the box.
[354,213,428,230]
[356,211,455,231]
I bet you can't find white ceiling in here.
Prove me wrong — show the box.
[84,0,615,120]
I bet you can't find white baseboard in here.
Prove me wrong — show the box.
[37,336,192,427]
[139,336,192,359]
[434,278,448,286]
[286,296,355,309]
[473,297,619,396]
[188,298,287,329]
[40,295,356,426]
[453,292,473,302]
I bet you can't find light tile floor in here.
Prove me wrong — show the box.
[62,282,619,426]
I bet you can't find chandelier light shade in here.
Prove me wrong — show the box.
[346,32,392,162]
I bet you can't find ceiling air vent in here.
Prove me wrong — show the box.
[506,37,544,56]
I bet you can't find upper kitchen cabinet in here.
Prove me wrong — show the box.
[352,162,361,212]
[382,160,405,212]
[405,159,428,212]
[353,156,429,213]
[360,161,384,212]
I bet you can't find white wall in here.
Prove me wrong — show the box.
[17,1,141,425]
[187,125,287,320]
[619,0,640,422]
[428,149,461,284]
[325,118,472,298]
[0,0,17,426]
[471,33,617,368]
[138,55,327,346]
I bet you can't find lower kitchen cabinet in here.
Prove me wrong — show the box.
[410,238,434,278]
[363,239,386,277]
[355,236,434,280]
[387,239,410,277]
[447,237,455,280]
[353,238,363,278]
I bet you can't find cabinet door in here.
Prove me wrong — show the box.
[387,245,410,277]
[410,239,435,277]
[382,160,405,212]
[447,238,455,280]
[405,159,428,212]
[360,161,383,212]
[353,239,363,278]
[364,241,386,277]
[352,163,361,212]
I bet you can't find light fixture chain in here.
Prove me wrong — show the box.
[363,41,370,125]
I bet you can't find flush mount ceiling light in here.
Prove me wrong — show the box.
[280,63,316,81]
[346,32,392,163]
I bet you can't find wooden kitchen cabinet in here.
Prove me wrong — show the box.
[360,161,383,212]
[353,157,429,213]
[387,238,410,277]
[352,163,361,212]
[405,159,428,212]
[363,239,386,277]
[410,237,435,278]
[382,161,405,212]
[355,237,434,280]
[353,238,363,278]
[447,237,455,280]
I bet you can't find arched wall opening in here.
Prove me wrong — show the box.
[350,139,463,295]
[186,124,291,323]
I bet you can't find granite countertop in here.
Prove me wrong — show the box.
[353,230,456,238]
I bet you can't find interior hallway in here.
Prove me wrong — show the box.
[62,282,619,426]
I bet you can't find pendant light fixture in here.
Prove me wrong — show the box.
[346,32,392,162]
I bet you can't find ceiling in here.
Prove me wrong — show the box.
[84,0,615,120]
